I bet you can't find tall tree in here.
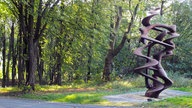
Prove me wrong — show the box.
[1,26,6,87]
[166,0,192,75]
[10,22,16,86]
[103,0,141,81]
[8,0,60,90]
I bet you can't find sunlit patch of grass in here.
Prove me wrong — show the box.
[35,85,70,92]
[103,80,134,90]
[54,93,105,104]
[34,84,96,93]
[21,91,107,104]
[99,101,135,107]
[0,87,21,93]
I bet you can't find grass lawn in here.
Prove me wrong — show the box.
[139,96,192,108]
[134,86,192,108]
[0,79,191,107]
[0,81,145,106]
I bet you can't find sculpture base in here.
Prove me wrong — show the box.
[145,89,164,98]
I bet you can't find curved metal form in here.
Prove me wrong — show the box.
[134,13,179,98]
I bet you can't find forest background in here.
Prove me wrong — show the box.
[0,0,191,91]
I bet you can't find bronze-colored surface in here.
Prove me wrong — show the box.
[134,12,179,98]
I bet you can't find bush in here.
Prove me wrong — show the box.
[124,71,192,88]
[168,71,192,87]
[104,80,133,90]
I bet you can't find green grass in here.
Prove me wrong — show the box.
[172,87,192,92]
[19,86,144,105]
[139,96,192,108]
[138,86,192,108]
[0,79,144,106]
[0,87,21,93]
[0,75,191,107]
[20,91,106,104]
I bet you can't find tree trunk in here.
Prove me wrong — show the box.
[17,35,24,86]
[10,22,16,86]
[86,51,92,82]
[6,23,14,87]
[18,1,25,87]
[27,39,35,90]
[56,54,62,85]
[38,60,44,85]
[6,22,15,86]
[2,28,6,87]
[103,53,113,81]
[26,0,35,90]
[102,6,123,81]
[37,43,44,85]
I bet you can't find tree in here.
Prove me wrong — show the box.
[0,0,183,87]
[0,1,16,87]
[7,0,60,90]
[166,0,192,76]
[1,26,6,87]
[103,0,141,81]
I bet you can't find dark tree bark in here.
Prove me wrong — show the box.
[25,0,35,90]
[86,48,92,82]
[37,43,44,85]
[52,39,62,85]
[11,0,60,89]
[6,23,15,86]
[11,22,17,86]
[55,52,62,85]
[103,1,140,81]
[17,1,25,87]
[2,28,6,87]
[49,44,59,85]
[17,32,25,86]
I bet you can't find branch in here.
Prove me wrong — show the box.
[39,23,47,38]
[41,0,52,17]
[109,6,123,51]
[34,0,60,42]
[34,0,43,42]
[50,0,60,9]
[113,1,140,57]
[5,0,19,17]
[43,0,60,15]
[160,0,166,16]
[114,6,123,32]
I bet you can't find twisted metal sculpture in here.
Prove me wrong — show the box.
[134,11,180,98]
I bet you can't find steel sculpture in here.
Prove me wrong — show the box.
[134,10,180,98]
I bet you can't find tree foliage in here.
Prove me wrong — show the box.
[0,0,190,90]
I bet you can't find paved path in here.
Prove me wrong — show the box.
[0,97,128,108]
[104,89,192,104]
